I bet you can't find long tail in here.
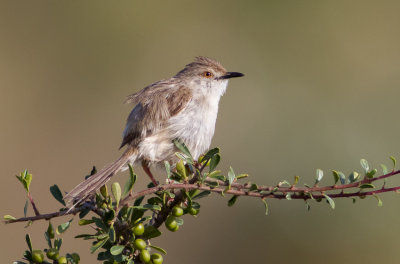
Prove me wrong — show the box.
[64,149,136,209]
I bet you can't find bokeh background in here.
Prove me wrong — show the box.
[2,0,400,263]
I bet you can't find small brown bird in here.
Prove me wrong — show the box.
[65,56,244,206]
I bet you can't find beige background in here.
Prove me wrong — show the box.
[2,0,400,263]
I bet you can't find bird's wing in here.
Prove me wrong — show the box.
[120,79,192,149]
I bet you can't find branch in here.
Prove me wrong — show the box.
[6,169,400,224]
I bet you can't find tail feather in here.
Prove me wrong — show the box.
[65,150,136,208]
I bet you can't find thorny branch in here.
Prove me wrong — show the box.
[5,169,400,224]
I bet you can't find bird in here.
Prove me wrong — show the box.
[64,56,244,207]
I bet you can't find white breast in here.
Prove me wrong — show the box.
[138,80,228,163]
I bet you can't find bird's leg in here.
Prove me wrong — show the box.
[141,160,158,186]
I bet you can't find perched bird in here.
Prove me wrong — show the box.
[65,56,244,206]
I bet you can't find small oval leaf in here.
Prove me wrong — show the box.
[57,219,73,234]
[315,169,324,184]
[111,182,122,208]
[360,159,370,173]
[50,185,66,206]
[110,245,125,255]
[323,194,335,209]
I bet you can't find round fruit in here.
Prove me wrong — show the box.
[58,256,67,264]
[46,248,59,260]
[32,250,44,263]
[165,216,177,231]
[171,224,179,232]
[134,238,147,250]
[151,253,164,264]
[188,207,199,215]
[139,249,151,263]
[132,223,145,236]
[172,206,184,217]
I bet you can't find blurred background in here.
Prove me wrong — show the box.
[2,0,400,263]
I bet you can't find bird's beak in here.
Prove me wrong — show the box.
[218,72,245,80]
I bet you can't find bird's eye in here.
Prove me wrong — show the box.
[202,71,214,78]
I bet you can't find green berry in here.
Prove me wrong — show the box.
[134,238,147,250]
[58,256,67,264]
[151,253,164,264]
[165,216,178,231]
[140,249,151,263]
[46,248,59,260]
[32,250,44,263]
[132,223,145,236]
[171,224,179,232]
[188,207,199,215]
[172,206,184,217]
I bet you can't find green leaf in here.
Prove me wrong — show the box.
[227,195,238,207]
[164,161,171,179]
[109,226,116,243]
[315,169,323,184]
[123,165,136,197]
[203,147,220,160]
[236,174,249,180]
[175,153,193,165]
[74,234,96,239]
[279,180,291,187]
[142,226,162,239]
[79,207,91,219]
[50,185,66,206]
[359,183,375,189]
[176,160,187,179]
[173,139,193,163]
[134,196,144,207]
[261,199,269,215]
[22,200,29,218]
[373,195,383,206]
[22,250,31,261]
[366,169,377,179]
[25,234,33,252]
[381,164,388,175]
[111,182,122,208]
[175,217,184,226]
[56,219,73,234]
[305,201,311,211]
[90,237,108,253]
[78,219,95,226]
[66,253,80,264]
[209,154,221,172]
[47,221,55,239]
[348,172,360,183]
[110,245,124,255]
[54,238,63,250]
[4,215,16,221]
[360,159,369,174]
[332,170,340,184]
[338,171,346,185]
[16,170,32,193]
[249,183,258,192]
[148,197,163,205]
[293,175,300,185]
[44,230,52,248]
[390,156,396,171]
[133,204,162,211]
[285,193,292,200]
[192,190,211,200]
[207,170,223,179]
[149,245,167,255]
[227,167,235,186]
[323,194,335,209]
